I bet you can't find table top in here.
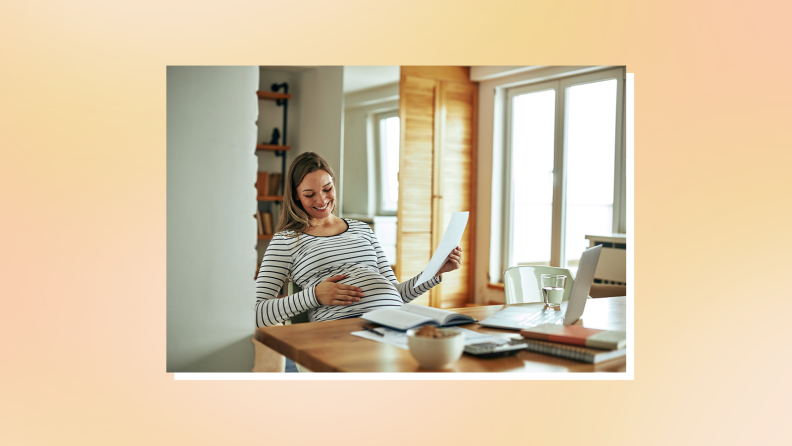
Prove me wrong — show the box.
[254,296,627,373]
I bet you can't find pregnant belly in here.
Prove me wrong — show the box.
[309,266,403,322]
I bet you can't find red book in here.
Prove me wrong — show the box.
[520,324,626,350]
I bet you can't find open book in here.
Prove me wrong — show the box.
[361,304,477,331]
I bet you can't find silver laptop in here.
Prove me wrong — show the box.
[479,245,602,330]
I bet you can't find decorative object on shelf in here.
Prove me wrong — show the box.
[267,128,281,146]
[271,82,289,106]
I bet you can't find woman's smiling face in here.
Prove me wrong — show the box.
[295,169,335,220]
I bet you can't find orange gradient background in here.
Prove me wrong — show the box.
[1,1,790,445]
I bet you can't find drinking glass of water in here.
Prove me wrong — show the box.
[541,274,566,311]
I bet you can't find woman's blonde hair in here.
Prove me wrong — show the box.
[275,152,337,236]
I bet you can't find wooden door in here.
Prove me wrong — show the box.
[397,66,477,308]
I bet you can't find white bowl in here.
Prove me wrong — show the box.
[406,327,465,369]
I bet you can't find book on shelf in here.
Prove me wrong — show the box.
[268,173,283,196]
[271,203,281,231]
[261,212,273,235]
[256,210,264,235]
[361,304,477,331]
[257,172,269,197]
[519,338,626,364]
[519,324,627,350]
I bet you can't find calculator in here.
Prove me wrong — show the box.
[463,338,528,358]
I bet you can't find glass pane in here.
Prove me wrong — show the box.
[380,116,400,211]
[564,79,617,269]
[511,89,556,266]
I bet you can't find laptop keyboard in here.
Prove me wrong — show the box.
[517,310,565,327]
[479,307,568,330]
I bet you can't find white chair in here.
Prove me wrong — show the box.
[503,266,577,304]
[286,282,311,324]
[285,281,312,373]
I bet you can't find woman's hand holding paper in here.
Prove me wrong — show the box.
[435,246,462,278]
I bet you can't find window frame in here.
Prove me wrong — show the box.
[501,67,626,273]
[372,109,400,216]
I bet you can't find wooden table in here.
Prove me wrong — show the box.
[254,296,627,373]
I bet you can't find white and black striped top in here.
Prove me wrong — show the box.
[255,218,441,327]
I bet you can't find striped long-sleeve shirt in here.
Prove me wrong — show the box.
[255,218,441,327]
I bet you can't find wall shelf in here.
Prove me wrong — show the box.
[255,82,290,278]
[257,195,283,202]
[257,91,292,100]
[256,144,290,152]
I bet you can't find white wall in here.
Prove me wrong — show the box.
[167,66,259,372]
[298,67,345,214]
[342,83,399,217]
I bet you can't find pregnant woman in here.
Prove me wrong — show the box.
[255,152,462,328]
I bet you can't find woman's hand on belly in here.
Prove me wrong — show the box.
[315,274,365,306]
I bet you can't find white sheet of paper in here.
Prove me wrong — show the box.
[413,211,469,289]
[351,327,409,350]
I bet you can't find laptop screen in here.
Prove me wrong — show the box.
[563,245,602,325]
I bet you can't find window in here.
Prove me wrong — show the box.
[502,67,626,275]
[374,111,400,214]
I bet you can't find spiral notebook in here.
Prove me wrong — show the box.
[520,339,626,364]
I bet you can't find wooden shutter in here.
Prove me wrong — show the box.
[436,80,477,308]
[397,75,435,306]
[397,67,477,308]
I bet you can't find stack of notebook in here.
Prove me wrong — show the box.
[518,324,627,364]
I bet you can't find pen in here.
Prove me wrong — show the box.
[362,325,384,337]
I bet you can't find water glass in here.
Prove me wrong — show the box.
[540,274,566,311]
